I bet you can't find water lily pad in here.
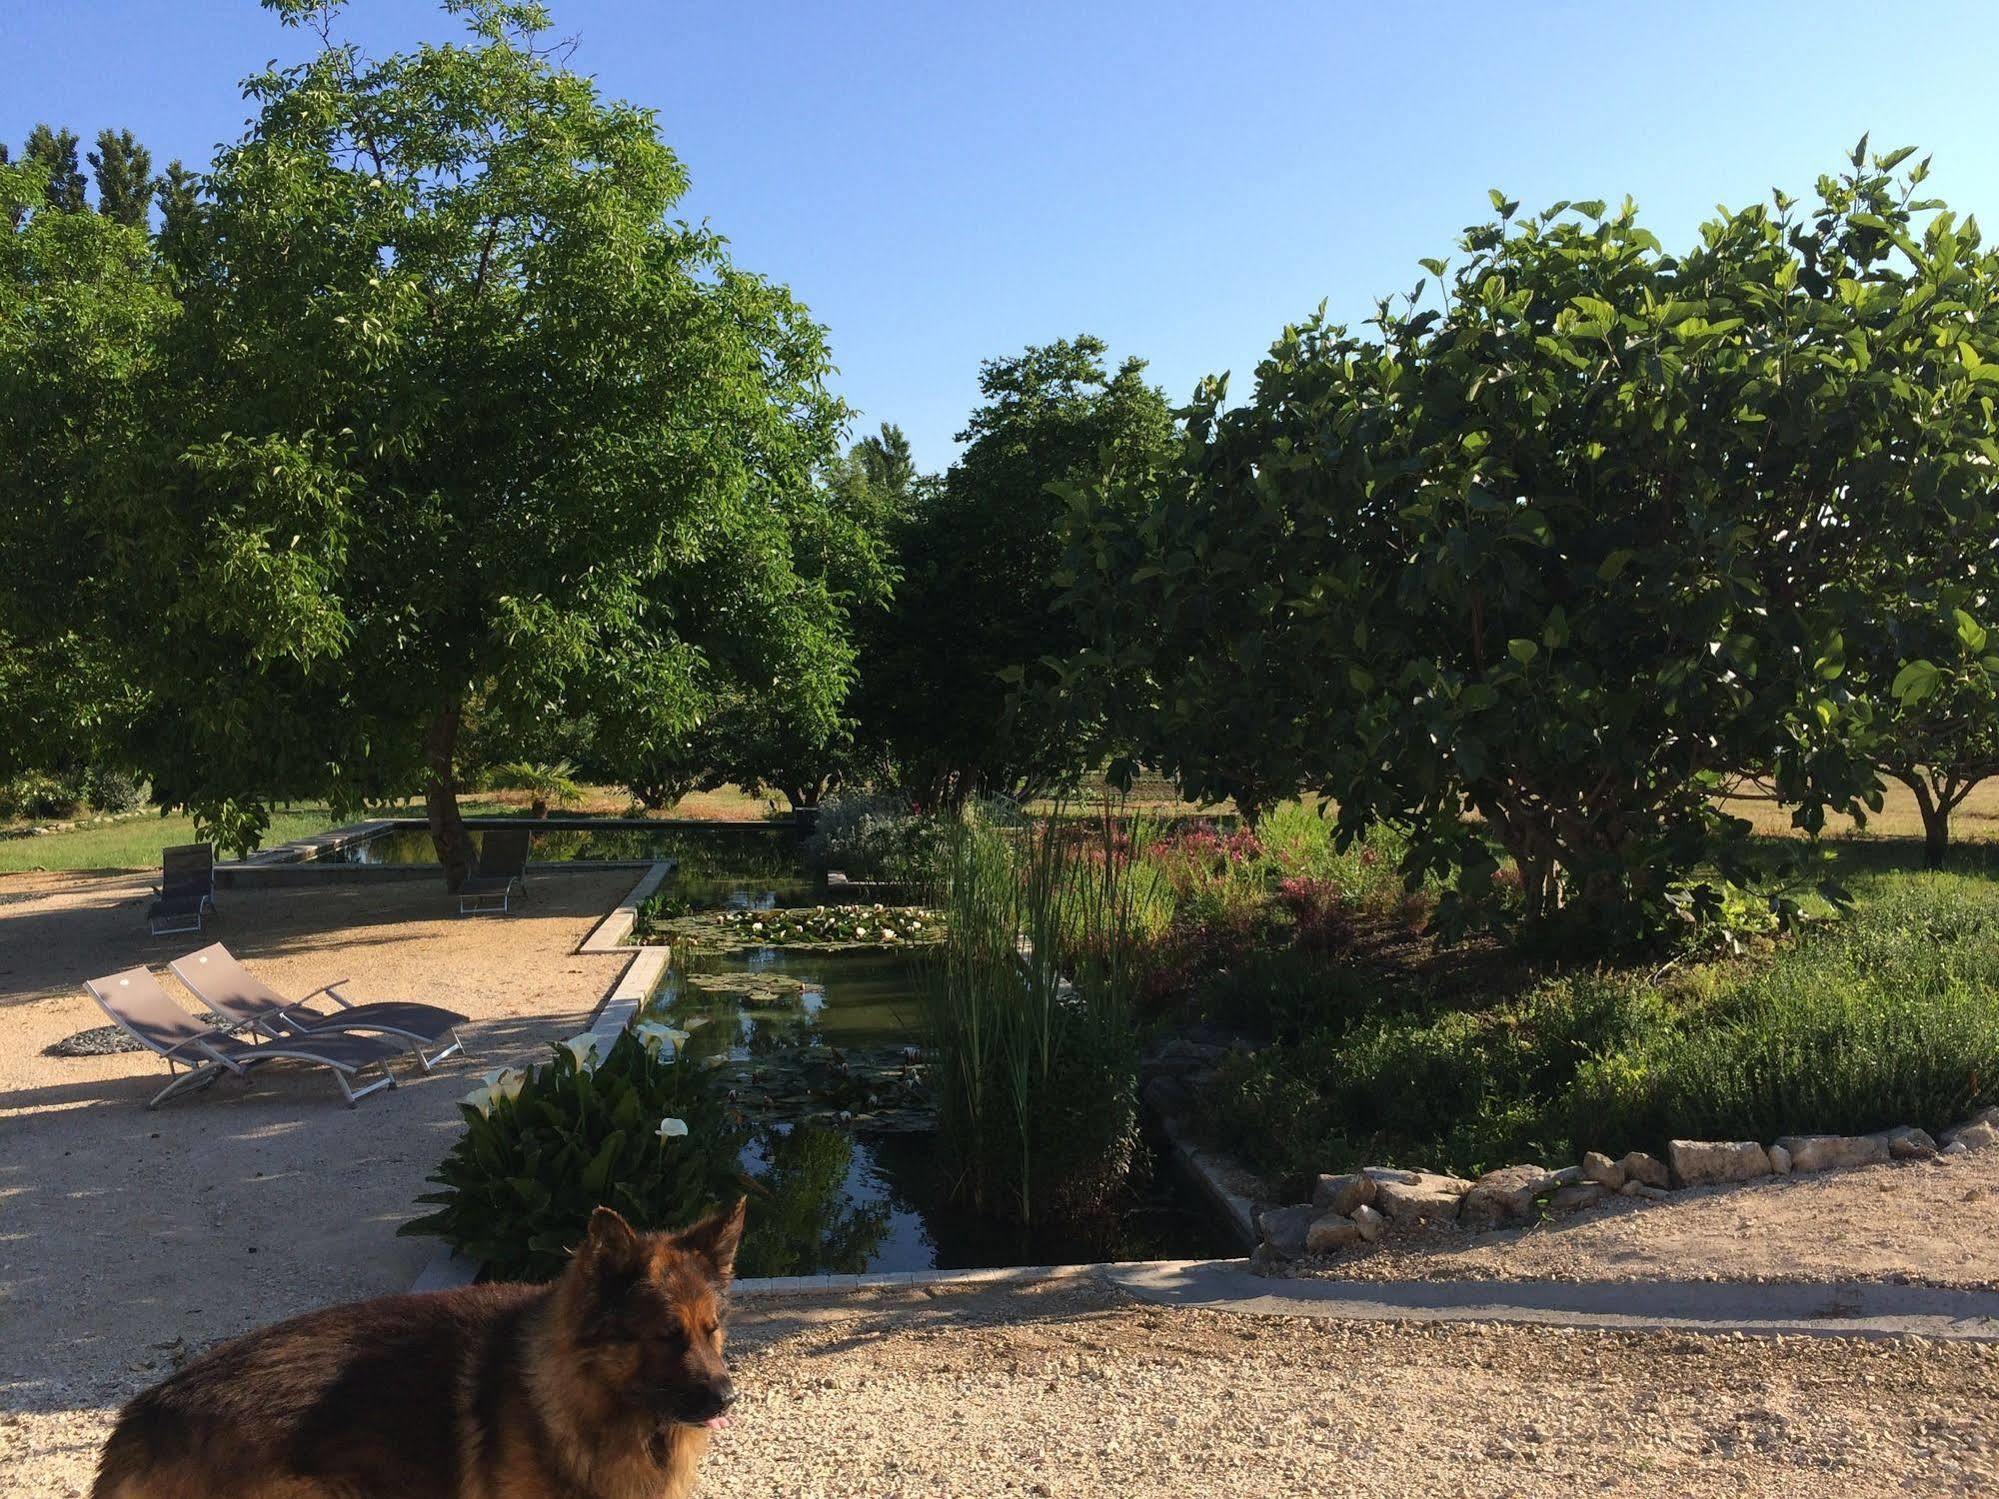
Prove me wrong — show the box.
[683,971,807,1008]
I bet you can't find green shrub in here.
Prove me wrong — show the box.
[1199,972,1655,1184]
[1,770,84,822]
[1570,876,1999,1151]
[83,767,146,814]
[804,791,955,886]
[401,1029,746,1281]
[1195,946,1375,1040]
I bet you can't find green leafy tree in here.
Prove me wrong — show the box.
[73,0,844,880]
[22,125,87,213]
[152,159,200,259]
[1059,146,1999,946]
[87,129,155,227]
[861,339,1173,806]
[0,156,171,781]
[1860,605,1999,868]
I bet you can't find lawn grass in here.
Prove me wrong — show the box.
[0,806,346,875]
[0,783,785,875]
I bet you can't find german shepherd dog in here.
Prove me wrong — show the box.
[93,1201,746,1499]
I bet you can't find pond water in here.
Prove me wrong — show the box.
[640,866,1234,1278]
[326,822,800,874]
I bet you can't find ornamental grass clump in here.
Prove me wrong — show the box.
[401,1028,745,1281]
[922,810,1147,1225]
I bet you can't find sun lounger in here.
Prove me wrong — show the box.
[457,827,531,915]
[84,966,402,1109]
[149,843,216,935]
[170,942,467,1072]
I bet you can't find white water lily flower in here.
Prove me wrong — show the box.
[656,1116,690,1140]
[559,1032,602,1070]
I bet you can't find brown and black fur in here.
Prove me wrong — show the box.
[93,1200,746,1499]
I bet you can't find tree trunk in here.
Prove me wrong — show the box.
[1902,773,1951,873]
[425,704,473,890]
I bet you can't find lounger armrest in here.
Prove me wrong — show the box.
[159,1031,232,1064]
[300,979,356,1010]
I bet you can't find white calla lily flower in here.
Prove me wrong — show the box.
[634,1021,691,1057]
[656,1116,689,1140]
[559,1032,602,1070]
[462,1085,496,1117]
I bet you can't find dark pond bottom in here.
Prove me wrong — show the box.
[734,1120,1236,1280]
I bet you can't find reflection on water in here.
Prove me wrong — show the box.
[735,1125,891,1279]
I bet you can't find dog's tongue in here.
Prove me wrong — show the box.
[702,1416,731,1431]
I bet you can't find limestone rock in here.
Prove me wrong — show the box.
[1619,1180,1670,1201]
[1617,1151,1669,1189]
[1460,1165,1563,1231]
[1873,1125,1939,1160]
[1257,1204,1315,1258]
[1767,1144,1792,1175]
[1941,1108,1999,1152]
[1548,1183,1609,1214]
[1581,1150,1625,1189]
[1667,1139,1770,1188]
[1774,1134,1889,1173]
[1312,1171,1376,1217]
[1349,1202,1386,1243]
[1305,1212,1363,1255]
[1372,1172,1470,1230]
[1942,1139,1971,1158]
[1361,1166,1421,1186]
[1547,1164,1582,1188]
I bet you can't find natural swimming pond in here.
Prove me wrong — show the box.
[327,821,801,873]
[636,857,1232,1278]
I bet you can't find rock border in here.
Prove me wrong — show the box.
[1224,1108,1999,1265]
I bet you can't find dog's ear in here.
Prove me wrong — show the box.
[578,1205,643,1277]
[573,1207,646,1338]
[676,1197,747,1287]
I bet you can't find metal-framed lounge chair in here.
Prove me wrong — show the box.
[84,966,403,1109]
[457,828,531,915]
[170,941,467,1072]
[149,843,217,935]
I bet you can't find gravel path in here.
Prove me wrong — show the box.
[704,1278,1999,1497]
[12,1276,1998,1497]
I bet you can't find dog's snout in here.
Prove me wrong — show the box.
[711,1379,737,1410]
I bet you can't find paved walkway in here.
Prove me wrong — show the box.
[1104,1258,1999,1341]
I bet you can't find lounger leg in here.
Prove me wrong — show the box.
[334,1061,399,1107]
[413,1028,465,1072]
[148,1062,222,1109]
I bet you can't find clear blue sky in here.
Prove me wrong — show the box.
[6,1,1996,471]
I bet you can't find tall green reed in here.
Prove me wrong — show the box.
[921,803,1151,1225]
